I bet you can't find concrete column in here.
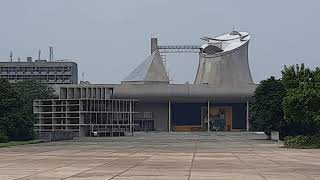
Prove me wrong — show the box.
[129,101,133,136]
[51,100,54,133]
[246,100,249,132]
[168,100,171,132]
[207,100,210,132]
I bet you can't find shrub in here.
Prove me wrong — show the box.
[280,121,320,138]
[0,133,8,143]
[284,135,320,149]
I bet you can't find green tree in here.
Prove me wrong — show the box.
[0,80,55,141]
[282,87,320,135]
[15,80,55,114]
[250,76,286,136]
[0,80,19,141]
[282,64,320,136]
[282,63,313,89]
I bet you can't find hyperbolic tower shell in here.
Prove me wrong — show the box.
[195,31,253,88]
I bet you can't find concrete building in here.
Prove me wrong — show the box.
[115,30,255,132]
[34,85,137,137]
[0,59,78,84]
[34,30,256,136]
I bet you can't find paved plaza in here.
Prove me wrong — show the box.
[0,132,320,180]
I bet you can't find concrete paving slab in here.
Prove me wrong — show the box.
[0,132,319,180]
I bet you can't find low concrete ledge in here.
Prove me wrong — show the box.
[36,131,74,142]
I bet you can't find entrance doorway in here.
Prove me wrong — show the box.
[201,106,232,131]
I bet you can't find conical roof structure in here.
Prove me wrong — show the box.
[122,50,169,84]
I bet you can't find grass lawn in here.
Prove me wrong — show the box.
[0,140,43,148]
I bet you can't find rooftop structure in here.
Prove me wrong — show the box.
[0,59,78,84]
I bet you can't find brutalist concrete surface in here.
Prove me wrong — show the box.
[0,132,320,180]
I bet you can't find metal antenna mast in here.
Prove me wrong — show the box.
[38,49,41,60]
[10,51,13,62]
[49,46,54,61]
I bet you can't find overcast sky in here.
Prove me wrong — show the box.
[0,0,319,84]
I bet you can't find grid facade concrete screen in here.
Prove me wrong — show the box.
[34,86,137,137]
[0,60,78,84]
[34,30,256,134]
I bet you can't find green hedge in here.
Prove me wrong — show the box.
[0,140,43,148]
[284,135,320,149]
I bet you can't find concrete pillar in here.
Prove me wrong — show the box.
[207,100,210,132]
[168,100,171,132]
[246,100,249,132]
[151,38,158,54]
[129,101,133,136]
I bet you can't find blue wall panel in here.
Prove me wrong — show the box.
[232,103,246,129]
[171,103,202,125]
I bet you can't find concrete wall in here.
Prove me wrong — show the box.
[112,83,256,102]
[36,131,74,141]
[135,102,168,131]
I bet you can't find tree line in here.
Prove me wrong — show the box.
[250,64,320,138]
[0,80,54,142]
